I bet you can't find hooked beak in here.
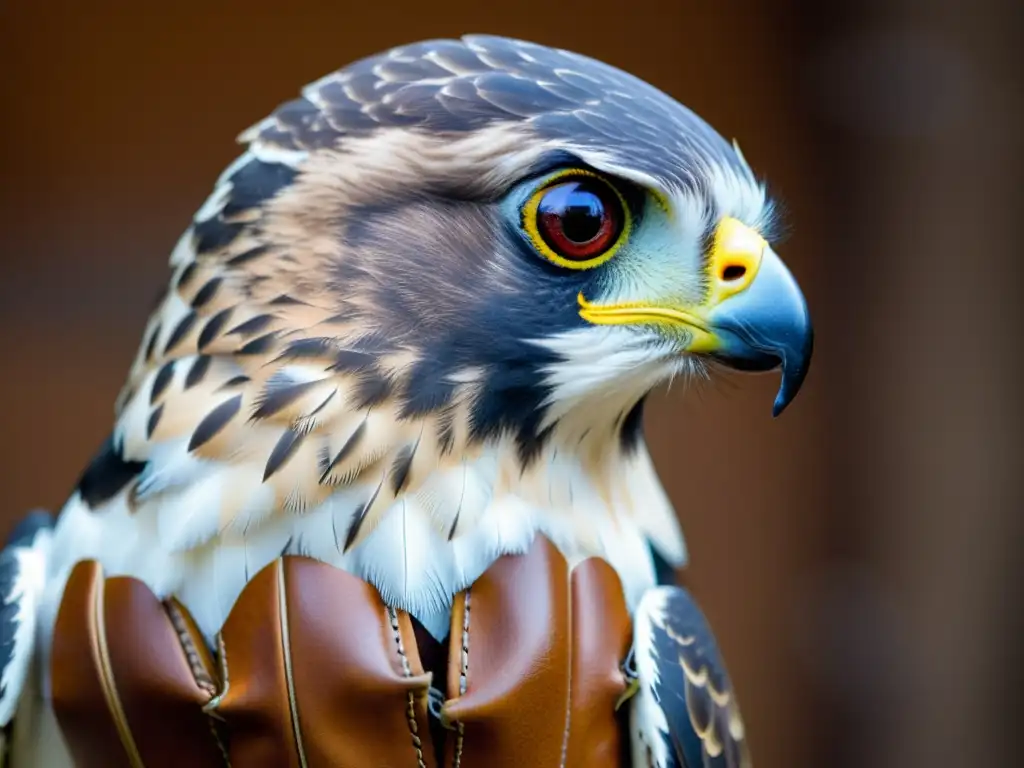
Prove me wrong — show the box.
[578,217,813,416]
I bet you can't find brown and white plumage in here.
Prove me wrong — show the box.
[5,35,812,766]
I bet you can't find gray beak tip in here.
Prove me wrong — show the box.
[771,325,814,418]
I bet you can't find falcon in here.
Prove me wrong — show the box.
[0,35,811,766]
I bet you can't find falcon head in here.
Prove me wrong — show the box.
[94,35,811,624]
[147,35,809,430]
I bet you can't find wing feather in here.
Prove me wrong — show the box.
[631,586,751,768]
[0,511,53,726]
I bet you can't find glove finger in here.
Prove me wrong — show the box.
[565,556,634,766]
[213,556,436,768]
[50,560,228,768]
[442,536,632,768]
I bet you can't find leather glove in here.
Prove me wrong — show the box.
[49,536,633,768]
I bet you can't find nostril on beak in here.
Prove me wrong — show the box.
[721,264,747,281]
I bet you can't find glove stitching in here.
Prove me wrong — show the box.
[164,602,231,765]
[203,634,233,765]
[386,606,427,768]
[203,634,230,718]
[165,601,218,699]
[452,588,471,768]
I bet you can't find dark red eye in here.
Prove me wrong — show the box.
[535,179,623,261]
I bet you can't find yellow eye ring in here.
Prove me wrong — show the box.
[521,169,632,270]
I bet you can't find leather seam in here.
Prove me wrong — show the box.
[202,636,234,765]
[387,607,427,768]
[163,601,231,766]
[91,578,146,768]
[452,588,470,768]
[205,716,232,767]
[203,634,230,716]
[559,572,573,768]
[165,601,218,699]
[277,562,309,768]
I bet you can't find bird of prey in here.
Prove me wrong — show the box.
[0,35,811,767]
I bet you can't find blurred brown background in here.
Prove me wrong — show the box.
[1,1,1021,766]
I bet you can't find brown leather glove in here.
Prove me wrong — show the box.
[50,537,634,768]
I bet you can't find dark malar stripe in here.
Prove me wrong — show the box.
[189,395,242,452]
[402,356,457,417]
[75,436,147,508]
[468,365,552,464]
[264,429,305,481]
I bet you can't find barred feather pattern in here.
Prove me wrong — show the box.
[38,34,777,645]
[52,140,690,642]
[4,38,796,768]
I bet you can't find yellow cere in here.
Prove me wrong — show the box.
[703,216,766,307]
[520,168,633,270]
